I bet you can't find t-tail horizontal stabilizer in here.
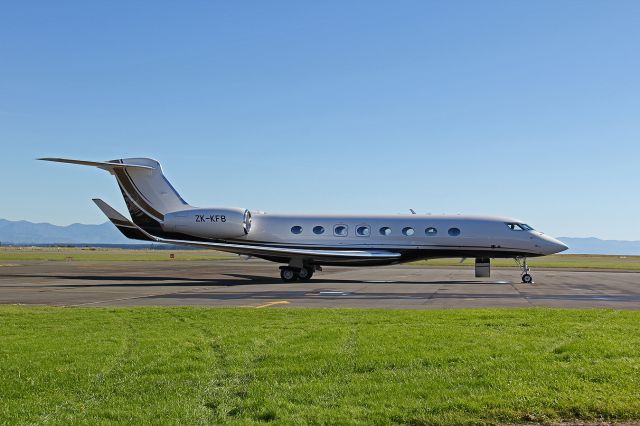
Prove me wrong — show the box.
[41,157,191,225]
[93,199,154,241]
[39,158,154,171]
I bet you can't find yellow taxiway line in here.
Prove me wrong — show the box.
[242,300,290,308]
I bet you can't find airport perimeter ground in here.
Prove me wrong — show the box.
[2,249,640,424]
[1,249,640,309]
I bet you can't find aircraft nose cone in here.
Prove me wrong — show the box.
[551,239,569,254]
[540,236,568,254]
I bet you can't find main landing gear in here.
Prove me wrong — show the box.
[279,265,316,282]
[515,257,534,284]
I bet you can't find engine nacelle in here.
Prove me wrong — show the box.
[162,208,251,239]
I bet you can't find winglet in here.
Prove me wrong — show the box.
[92,198,154,241]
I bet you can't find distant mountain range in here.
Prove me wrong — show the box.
[1,218,639,255]
[0,218,132,245]
[555,237,640,256]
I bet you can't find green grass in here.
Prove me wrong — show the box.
[0,247,233,262]
[1,307,639,425]
[2,248,640,270]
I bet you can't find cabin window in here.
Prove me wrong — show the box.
[425,227,437,236]
[291,226,303,234]
[313,226,325,235]
[448,227,461,236]
[334,225,348,237]
[506,223,534,231]
[379,226,392,236]
[402,227,415,236]
[356,225,370,237]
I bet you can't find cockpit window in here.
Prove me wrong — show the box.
[506,223,534,231]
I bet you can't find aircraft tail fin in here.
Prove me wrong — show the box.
[40,157,192,231]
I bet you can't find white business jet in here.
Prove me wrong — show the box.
[40,157,567,283]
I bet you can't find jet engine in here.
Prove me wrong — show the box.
[163,208,252,239]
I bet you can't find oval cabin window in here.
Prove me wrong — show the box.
[313,226,325,235]
[448,227,461,236]
[291,226,303,234]
[402,227,415,236]
[379,227,391,236]
[334,225,348,237]
[425,227,437,235]
[356,225,370,237]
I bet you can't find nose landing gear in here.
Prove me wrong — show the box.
[515,257,534,284]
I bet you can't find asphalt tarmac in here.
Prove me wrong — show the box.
[1,259,639,309]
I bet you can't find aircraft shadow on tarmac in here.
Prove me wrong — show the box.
[2,274,222,287]
[222,273,507,286]
[4,273,284,287]
[3,273,514,287]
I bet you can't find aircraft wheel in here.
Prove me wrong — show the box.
[521,273,533,284]
[280,268,298,282]
[297,267,314,281]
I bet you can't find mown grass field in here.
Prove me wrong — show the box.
[0,247,234,262]
[2,247,640,270]
[1,307,639,425]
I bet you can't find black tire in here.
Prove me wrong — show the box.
[522,273,533,284]
[280,268,298,282]
[297,267,314,281]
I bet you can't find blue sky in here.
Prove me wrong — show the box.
[1,1,639,240]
